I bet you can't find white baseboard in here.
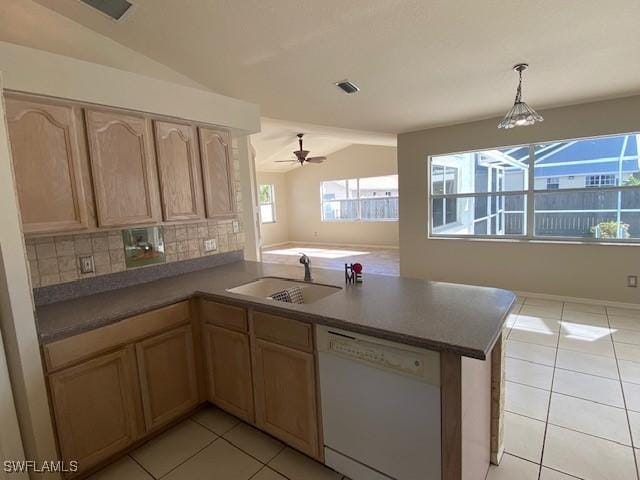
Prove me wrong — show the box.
[265,240,399,250]
[514,290,640,309]
[261,241,290,249]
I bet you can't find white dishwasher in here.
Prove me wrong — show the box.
[317,326,441,480]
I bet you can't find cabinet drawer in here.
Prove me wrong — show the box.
[199,300,247,332]
[252,311,313,353]
[43,302,191,372]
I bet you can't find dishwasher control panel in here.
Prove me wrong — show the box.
[327,334,426,378]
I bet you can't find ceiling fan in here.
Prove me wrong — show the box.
[275,133,326,166]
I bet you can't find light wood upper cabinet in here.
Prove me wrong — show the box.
[135,325,199,431]
[252,338,320,459]
[198,127,235,218]
[85,109,161,227]
[5,97,89,234]
[203,323,254,422]
[48,346,143,476]
[154,121,205,221]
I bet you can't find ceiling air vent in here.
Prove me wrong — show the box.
[80,0,134,21]
[335,80,360,95]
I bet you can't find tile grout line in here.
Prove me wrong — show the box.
[156,434,220,479]
[535,299,562,480]
[607,306,640,480]
[128,454,157,480]
[191,415,287,469]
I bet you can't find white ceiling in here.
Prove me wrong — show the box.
[29,0,640,133]
[252,118,396,173]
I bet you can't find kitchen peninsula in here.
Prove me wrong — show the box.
[35,257,514,480]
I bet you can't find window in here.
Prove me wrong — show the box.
[321,175,398,221]
[432,166,458,227]
[585,174,617,188]
[429,132,640,242]
[546,177,560,190]
[259,184,276,223]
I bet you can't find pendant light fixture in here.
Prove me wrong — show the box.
[498,63,543,129]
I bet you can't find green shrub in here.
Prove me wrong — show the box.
[591,221,630,239]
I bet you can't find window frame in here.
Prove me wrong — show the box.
[320,175,399,222]
[427,132,640,244]
[585,174,617,188]
[258,184,276,224]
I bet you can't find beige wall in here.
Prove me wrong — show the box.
[284,144,399,247]
[257,172,290,247]
[398,95,640,303]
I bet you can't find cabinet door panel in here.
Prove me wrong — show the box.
[199,127,235,218]
[85,109,160,227]
[136,325,199,431]
[253,339,320,458]
[48,347,142,476]
[154,121,204,221]
[6,97,89,233]
[203,324,254,422]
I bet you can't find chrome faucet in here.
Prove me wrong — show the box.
[299,253,312,281]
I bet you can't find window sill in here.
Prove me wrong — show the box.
[427,235,640,246]
[321,219,399,223]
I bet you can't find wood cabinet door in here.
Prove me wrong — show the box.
[85,109,161,227]
[198,127,235,218]
[5,97,89,234]
[153,120,204,221]
[136,325,199,431]
[253,339,320,459]
[48,346,143,476]
[203,324,254,422]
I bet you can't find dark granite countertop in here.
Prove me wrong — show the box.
[35,260,515,360]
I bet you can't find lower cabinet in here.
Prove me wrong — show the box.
[45,300,323,477]
[203,323,254,422]
[136,325,199,431]
[252,338,321,459]
[48,346,143,475]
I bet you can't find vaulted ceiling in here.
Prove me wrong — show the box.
[27,0,640,133]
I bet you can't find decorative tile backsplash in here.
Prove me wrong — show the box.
[25,219,245,288]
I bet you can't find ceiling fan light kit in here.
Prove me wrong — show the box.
[275,133,327,166]
[498,63,544,129]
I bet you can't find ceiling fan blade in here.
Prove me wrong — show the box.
[274,160,299,163]
[306,157,326,163]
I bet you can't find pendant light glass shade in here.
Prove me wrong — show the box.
[498,64,543,129]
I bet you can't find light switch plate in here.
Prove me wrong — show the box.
[79,255,95,274]
[204,239,217,252]
[232,220,240,233]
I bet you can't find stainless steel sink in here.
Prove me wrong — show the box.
[226,277,341,304]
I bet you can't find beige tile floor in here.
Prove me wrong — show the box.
[490,296,640,480]
[89,406,345,480]
[261,243,399,276]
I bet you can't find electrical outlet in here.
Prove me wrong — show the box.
[204,239,217,252]
[232,220,240,233]
[628,275,638,288]
[79,255,95,274]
